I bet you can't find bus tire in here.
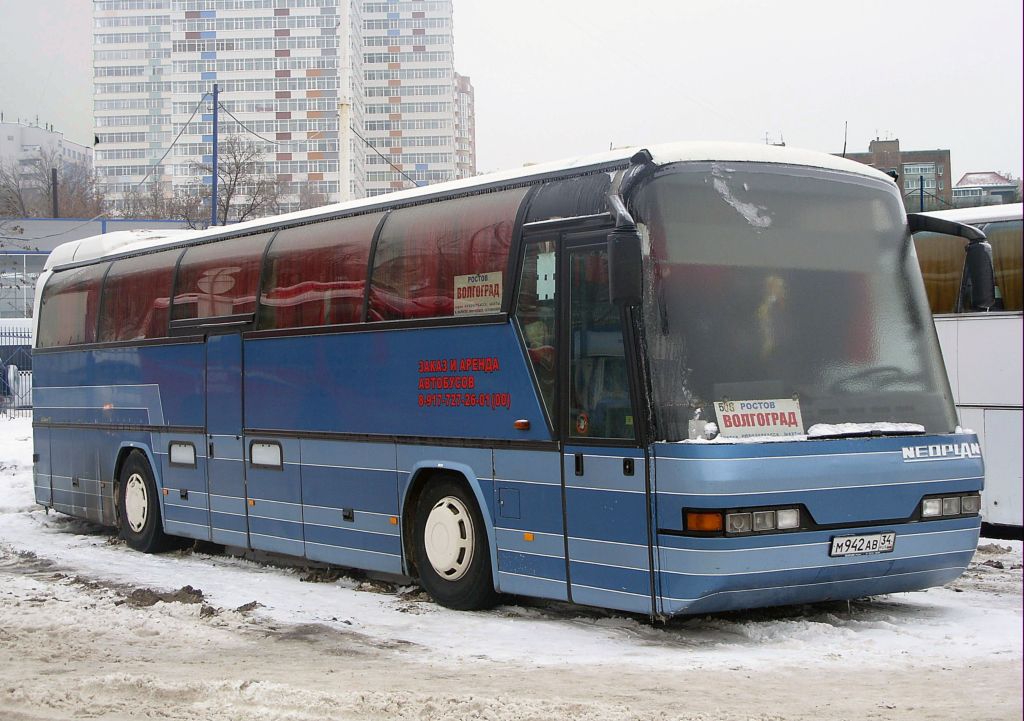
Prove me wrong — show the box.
[414,476,499,611]
[117,451,172,553]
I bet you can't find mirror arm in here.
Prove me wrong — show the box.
[907,213,986,241]
[607,193,636,233]
[606,193,643,306]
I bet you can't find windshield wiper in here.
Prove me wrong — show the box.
[807,423,927,439]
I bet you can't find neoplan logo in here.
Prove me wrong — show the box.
[901,443,982,462]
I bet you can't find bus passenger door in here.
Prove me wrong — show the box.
[206,332,248,547]
[560,241,654,616]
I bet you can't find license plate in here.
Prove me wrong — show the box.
[829,532,896,557]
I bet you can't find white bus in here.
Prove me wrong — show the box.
[914,203,1022,534]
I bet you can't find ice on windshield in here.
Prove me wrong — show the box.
[711,164,772,229]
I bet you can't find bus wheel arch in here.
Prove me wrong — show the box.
[115,448,172,553]
[402,468,500,610]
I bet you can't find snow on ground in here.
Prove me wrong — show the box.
[1,415,1021,720]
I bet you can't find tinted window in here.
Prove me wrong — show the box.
[913,231,965,313]
[986,219,1022,312]
[98,249,181,341]
[515,240,557,419]
[635,164,957,439]
[568,246,633,440]
[259,213,382,329]
[171,233,272,321]
[368,188,528,321]
[913,218,1022,313]
[37,263,109,348]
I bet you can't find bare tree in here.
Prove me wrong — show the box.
[0,162,35,217]
[193,135,281,225]
[1000,171,1023,202]
[0,148,103,219]
[117,182,208,229]
[296,182,327,211]
[0,218,36,253]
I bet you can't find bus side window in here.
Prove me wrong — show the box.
[913,230,966,314]
[984,219,1022,312]
[98,249,180,342]
[37,263,109,348]
[172,232,272,321]
[367,187,529,322]
[258,213,381,330]
[567,247,633,440]
[515,240,557,419]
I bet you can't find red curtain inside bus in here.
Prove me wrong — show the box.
[171,233,272,321]
[98,249,181,341]
[37,263,109,348]
[368,187,529,321]
[259,213,382,329]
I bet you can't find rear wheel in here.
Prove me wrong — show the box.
[414,476,499,610]
[117,451,173,553]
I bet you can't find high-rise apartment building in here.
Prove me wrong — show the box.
[360,0,468,196]
[94,0,365,216]
[93,0,474,216]
[92,1,173,211]
[454,73,476,178]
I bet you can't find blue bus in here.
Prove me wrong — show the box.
[32,142,986,617]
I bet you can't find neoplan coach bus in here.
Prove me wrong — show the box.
[33,142,986,618]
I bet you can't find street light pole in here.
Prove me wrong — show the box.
[210,83,219,227]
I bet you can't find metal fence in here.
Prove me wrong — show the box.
[1,324,32,418]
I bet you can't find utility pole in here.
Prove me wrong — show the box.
[920,174,925,212]
[51,168,59,218]
[210,83,219,227]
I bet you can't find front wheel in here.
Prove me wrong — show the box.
[414,477,499,610]
[117,451,173,553]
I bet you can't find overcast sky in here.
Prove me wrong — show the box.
[1,0,1021,182]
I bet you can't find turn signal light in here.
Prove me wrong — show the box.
[686,511,724,532]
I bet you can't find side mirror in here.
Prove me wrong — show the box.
[608,227,643,306]
[961,240,996,311]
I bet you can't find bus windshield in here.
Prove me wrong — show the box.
[633,162,958,441]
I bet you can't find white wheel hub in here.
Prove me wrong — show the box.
[124,473,149,533]
[423,496,475,581]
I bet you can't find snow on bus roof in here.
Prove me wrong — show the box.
[43,228,196,271]
[50,142,893,270]
[920,202,1023,225]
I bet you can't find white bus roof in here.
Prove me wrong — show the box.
[48,141,894,270]
[43,228,196,271]
[921,203,1023,225]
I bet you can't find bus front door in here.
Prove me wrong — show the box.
[206,332,249,548]
[560,241,655,616]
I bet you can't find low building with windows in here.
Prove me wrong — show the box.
[0,121,93,178]
[838,138,953,212]
[953,171,1020,207]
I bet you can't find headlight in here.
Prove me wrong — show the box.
[686,506,803,535]
[753,510,776,532]
[921,494,981,519]
[776,508,801,529]
[726,513,752,534]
